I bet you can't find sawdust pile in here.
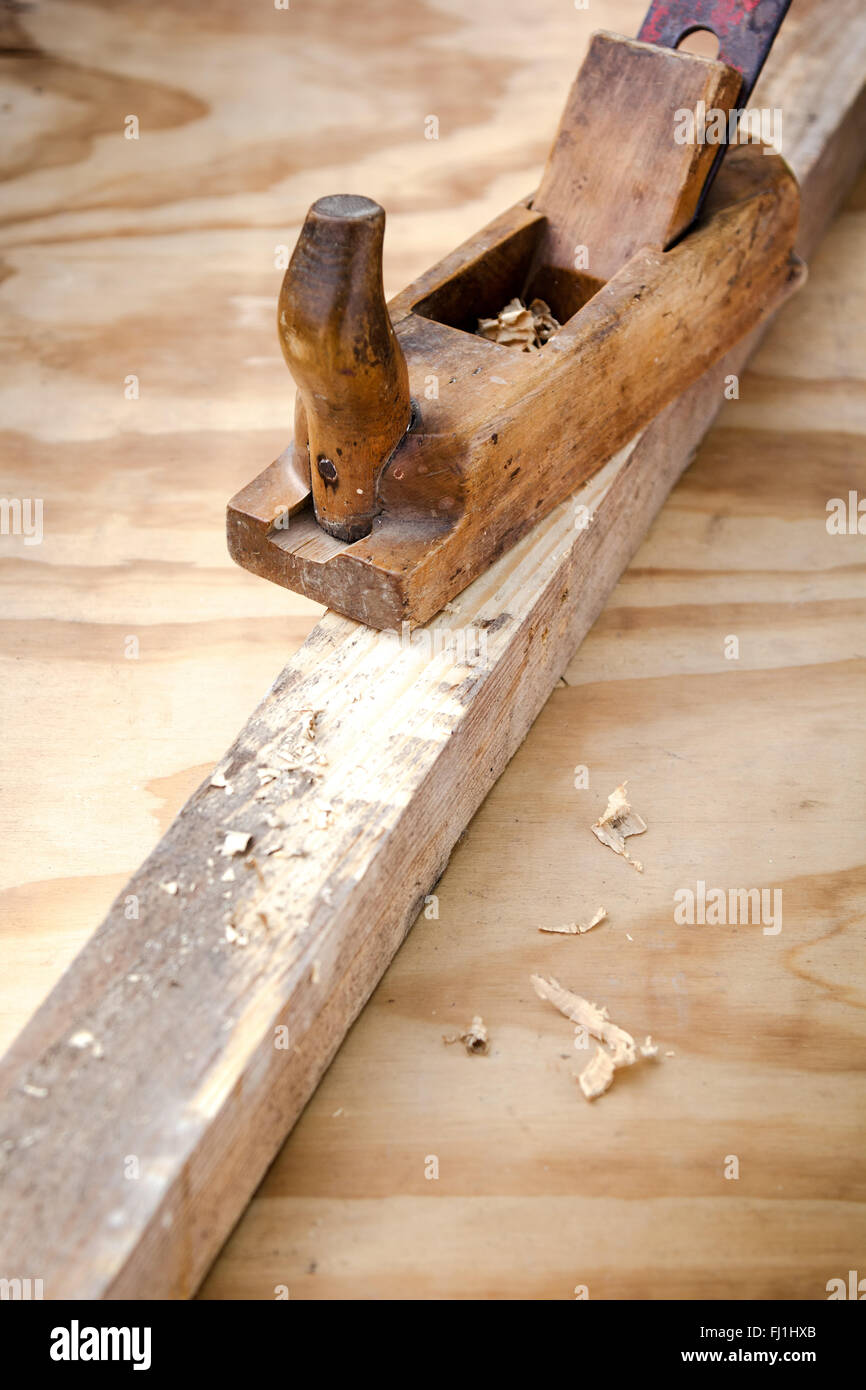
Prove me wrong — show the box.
[477,297,561,351]
[591,782,647,872]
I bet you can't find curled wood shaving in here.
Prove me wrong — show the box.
[591,782,647,872]
[640,1036,659,1059]
[477,297,561,351]
[531,975,635,1062]
[531,974,637,1101]
[540,906,607,935]
[444,1015,489,1055]
[579,1047,616,1101]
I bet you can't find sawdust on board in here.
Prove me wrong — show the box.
[20,1083,48,1099]
[444,1015,489,1055]
[539,906,607,935]
[591,782,647,872]
[477,297,561,351]
[69,1029,104,1058]
[532,974,659,1101]
[220,830,253,857]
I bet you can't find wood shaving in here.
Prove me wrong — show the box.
[271,752,303,770]
[540,906,607,935]
[20,1083,48,1099]
[254,724,324,785]
[209,769,228,788]
[640,1036,659,1058]
[444,1015,489,1055]
[301,709,322,741]
[531,974,637,1101]
[160,881,179,895]
[579,1047,616,1101]
[69,1030,104,1058]
[220,831,252,857]
[531,975,635,1061]
[477,297,561,351]
[591,782,647,872]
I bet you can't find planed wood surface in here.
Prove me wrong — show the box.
[0,0,864,1300]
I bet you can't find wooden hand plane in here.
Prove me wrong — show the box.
[228,0,802,629]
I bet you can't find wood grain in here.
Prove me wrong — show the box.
[278,194,411,542]
[203,180,866,1300]
[0,0,864,1301]
[532,31,741,277]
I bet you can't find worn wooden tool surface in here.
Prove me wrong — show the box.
[230,139,803,629]
[531,30,741,277]
[1,0,864,1301]
[279,194,411,543]
[229,31,799,628]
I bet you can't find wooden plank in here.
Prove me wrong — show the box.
[203,174,866,1298]
[201,176,866,1301]
[1,0,864,1300]
[200,179,866,1299]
